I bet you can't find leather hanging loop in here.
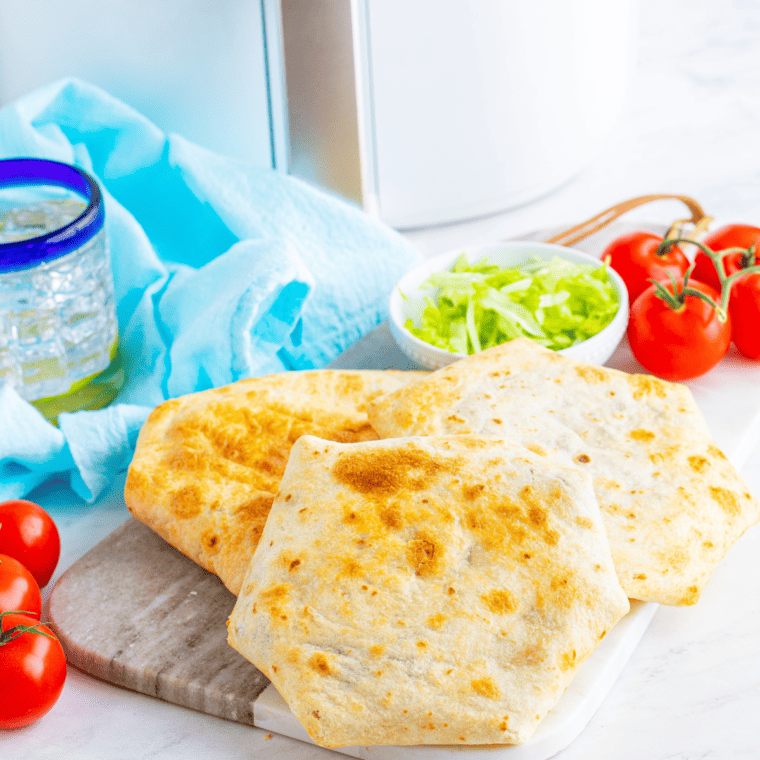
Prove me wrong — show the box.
[545,194,713,247]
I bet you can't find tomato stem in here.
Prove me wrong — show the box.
[741,244,757,269]
[657,238,760,319]
[0,610,55,645]
[649,262,727,320]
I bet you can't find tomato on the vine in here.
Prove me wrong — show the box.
[0,554,41,619]
[692,224,760,291]
[730,272,760,360]
[601,231,689,304]
[0,612,67,729]
[628,278,731,381]
[0,500,60,588]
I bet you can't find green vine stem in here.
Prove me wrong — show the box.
[649,265,726,320]
[0,610,54,645]
[656,238,760,322]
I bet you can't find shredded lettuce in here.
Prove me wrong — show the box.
[403,254,619,354]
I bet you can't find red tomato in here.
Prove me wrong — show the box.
[692,224,760,291]
[0,500,60,588]
[601,231,689,304]
[628,280,732,381]
[730,272,760,360]
[0,554,41,619]
[0,612,67,728]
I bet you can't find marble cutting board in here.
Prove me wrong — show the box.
[48,223,760,760]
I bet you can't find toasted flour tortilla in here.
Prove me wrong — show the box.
[124,369,427,595]
[228,434,629,747]
[367,338,760,606]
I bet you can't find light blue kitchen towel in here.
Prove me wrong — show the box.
[0,79,420,503]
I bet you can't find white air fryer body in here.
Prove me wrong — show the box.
[282,0,638,229]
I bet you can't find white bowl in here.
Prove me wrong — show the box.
[389,241,629,370]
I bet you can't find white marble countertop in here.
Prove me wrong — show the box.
[8,0,760,757]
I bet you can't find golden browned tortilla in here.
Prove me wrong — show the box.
[124,369,427,595]
[367,338,760,606]
[228,434,629,747]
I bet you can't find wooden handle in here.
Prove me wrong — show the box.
[545,194,713,246]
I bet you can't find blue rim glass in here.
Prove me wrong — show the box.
[0,158,105,273]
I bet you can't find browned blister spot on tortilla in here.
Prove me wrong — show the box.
[535,573,588,613]
[526,443,547,457]
[333,446,450,496]
[259,583,290,623]
[235,494,275,520]
[464,483,486,500]
[169,484,202,519]
[124,468,151,508]
[407,536,440,577]
[466,506,524,547]
[427,613,446,629]
[379,504,403,529]
[342,505,363,526]
[526,502,547,527]
[550,576,574,604]
[709,486,741,517]
[662,547,689,571]
[627,373,668,400]
[560,649,577,670]
[508,643,546,666]
[630,429,655,442]
[648,444,681,465]
[688,455,709,473]
[341,558,364,577]
[544,528,560,545]
[522,485,562,544]
[481,589,517,615]
[308,653,332,675]
[574,365,607,383]
[464,478,569,553]
[679,585,700,606]
[202,530,220,552]
[471,677,500,700]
